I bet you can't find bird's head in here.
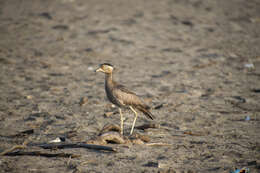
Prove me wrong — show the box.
[95,63,114,74]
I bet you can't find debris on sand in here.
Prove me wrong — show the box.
[99,124,121,135]
[230,167,250,173]
[244,63,254,69]
[245,116,250,121]
[136,123,160,130]
[90,124,170,147]
[79,97,88,106]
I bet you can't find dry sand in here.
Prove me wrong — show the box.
[0,0,260,172]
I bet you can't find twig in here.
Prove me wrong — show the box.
[99,132,125,144]
[4,151,80,158]
[29,142,116,152]
[0,140,28,156]
[0,145,26,156]
[99,124,121,135]
[146,143,172,146]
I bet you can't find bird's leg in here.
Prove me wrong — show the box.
[119,108,123,135]
[129,106,138,135]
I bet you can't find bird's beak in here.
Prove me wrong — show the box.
[95,67,104,73]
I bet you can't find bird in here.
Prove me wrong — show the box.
[95,63,155,135]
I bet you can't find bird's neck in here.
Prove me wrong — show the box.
[105,72,113,86]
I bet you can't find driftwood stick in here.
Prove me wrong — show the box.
[99,132,125,144]
[0,140,28,156]
[4,150,80,158]
[99,124,121,135]
[146,143,172,146]
[29,142,116,152]
[78,143,116,152]
[0,145,26,156]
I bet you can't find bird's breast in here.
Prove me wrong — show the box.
[105,83,123,107]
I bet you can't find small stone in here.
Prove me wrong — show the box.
[88,66,94,71]
[79,97,88,106]
[131,138,144,144]
[158,161,170,168]
[49,137,62,143]
[104,112,113,117]
[245,116,250,121]
[244,63,254,69]
[143,161,158,167]
[26,95,33,99]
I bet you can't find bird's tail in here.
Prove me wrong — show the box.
[137,105,155,120]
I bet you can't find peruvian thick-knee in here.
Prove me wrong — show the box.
[95,63,154,135]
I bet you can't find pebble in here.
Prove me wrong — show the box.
[88,66,94,71]
[244,63,254,69]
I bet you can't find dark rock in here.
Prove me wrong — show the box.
[161,48,182,53]
[39,12,52,20]
[52,25,69,30]
[143,161,158,167]
[181,20,193,27]
[251,89,260,93]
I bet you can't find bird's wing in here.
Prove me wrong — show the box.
[113,83,143,106]
[115,84,137,95]
[113,83,155,120]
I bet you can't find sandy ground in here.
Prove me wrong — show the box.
[0,0,260,172]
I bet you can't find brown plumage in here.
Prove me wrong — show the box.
[95,63,154,135]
